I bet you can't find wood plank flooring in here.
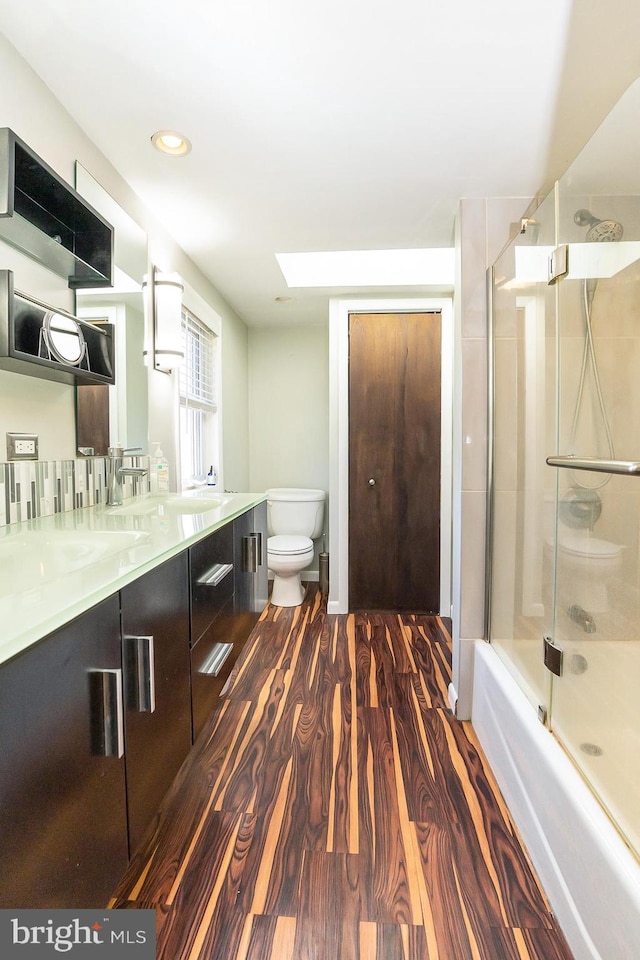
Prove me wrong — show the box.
[109,588,574,960]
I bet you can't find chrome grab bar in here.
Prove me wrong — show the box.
[546,456,640,476]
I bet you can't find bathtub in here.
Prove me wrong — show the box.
[472,640,640,960]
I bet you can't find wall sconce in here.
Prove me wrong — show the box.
[143,266,184,372]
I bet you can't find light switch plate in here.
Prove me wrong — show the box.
[6,432,39,460]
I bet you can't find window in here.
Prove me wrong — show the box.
[179,308,218,486]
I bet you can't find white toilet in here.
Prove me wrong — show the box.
[555,530,623,614]
[543,492,623,615]
[266,488,325,607]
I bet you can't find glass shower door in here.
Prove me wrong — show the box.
[548,173,640,857]
[488,191,557,713]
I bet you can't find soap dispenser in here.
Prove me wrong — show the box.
[150,442,169,494]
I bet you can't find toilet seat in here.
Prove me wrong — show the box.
[557,534,621,560]
[268,534,313,556]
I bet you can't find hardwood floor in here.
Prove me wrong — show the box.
[109,587,574,960]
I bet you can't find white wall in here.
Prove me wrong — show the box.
[0,35,251,489]
[222,311,250,491]
[247,323,329,497]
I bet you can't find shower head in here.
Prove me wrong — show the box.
[574,208,623,242]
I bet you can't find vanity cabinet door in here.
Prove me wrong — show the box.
[190,522,234,645]
[234,501,268,626]
[120,551,191,856]
[190,597,237,742]
[252,499,269,613]
[0,595,128,908]
[190,507,268,742]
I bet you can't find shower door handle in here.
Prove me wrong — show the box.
[546,456,640,476]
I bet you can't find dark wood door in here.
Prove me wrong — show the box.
[349,312,441,611]
[76,383,110,454]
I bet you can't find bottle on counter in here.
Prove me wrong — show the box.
[150,442,170,494]
[207,465,217,487]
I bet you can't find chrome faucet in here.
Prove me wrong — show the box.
[568,604,597,634]
[107,445,148,506]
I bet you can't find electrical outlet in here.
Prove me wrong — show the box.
[6,432,39,461]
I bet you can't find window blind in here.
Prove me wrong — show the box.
[180,309,216,410]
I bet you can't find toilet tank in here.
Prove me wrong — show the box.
[266,488,325,538]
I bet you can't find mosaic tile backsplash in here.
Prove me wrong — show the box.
[0,456,150,527]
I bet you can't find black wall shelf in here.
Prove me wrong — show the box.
[0,270,115,386]
[0,128,114,289]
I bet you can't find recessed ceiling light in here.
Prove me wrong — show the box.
[151,130,192,157]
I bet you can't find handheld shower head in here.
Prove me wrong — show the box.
[574,208,623,242]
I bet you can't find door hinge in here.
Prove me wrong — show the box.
[543,635,563,677]
[548,244,569,284]
[538,704,548,725]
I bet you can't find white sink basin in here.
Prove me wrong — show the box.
[108,494,230,517]
[0,529,149,593]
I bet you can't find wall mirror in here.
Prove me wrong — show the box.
[74,163,148,454]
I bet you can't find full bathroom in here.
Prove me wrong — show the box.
[1,4,640,960]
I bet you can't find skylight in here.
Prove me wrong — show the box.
[275,248,455,287]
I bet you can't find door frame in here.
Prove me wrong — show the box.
[328,296,454,614]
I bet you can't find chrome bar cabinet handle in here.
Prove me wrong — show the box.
[242,534,259,573]
[199,642,234,677]
[196,562,234,586]
[125,635,156,713]
[88,668,124,758]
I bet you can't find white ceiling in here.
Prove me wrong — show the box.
[2,0,640,326]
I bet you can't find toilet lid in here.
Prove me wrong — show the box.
[268,534,313,556]
[558,534,622,559]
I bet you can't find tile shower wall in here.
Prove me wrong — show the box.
[0,456,150,527]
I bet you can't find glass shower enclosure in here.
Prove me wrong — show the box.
[488,79,640,860]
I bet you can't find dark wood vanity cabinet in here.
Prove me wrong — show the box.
[0,503,267,907]
[0,595,129,908]
[120,552,191,856]
[0,558,192,908]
